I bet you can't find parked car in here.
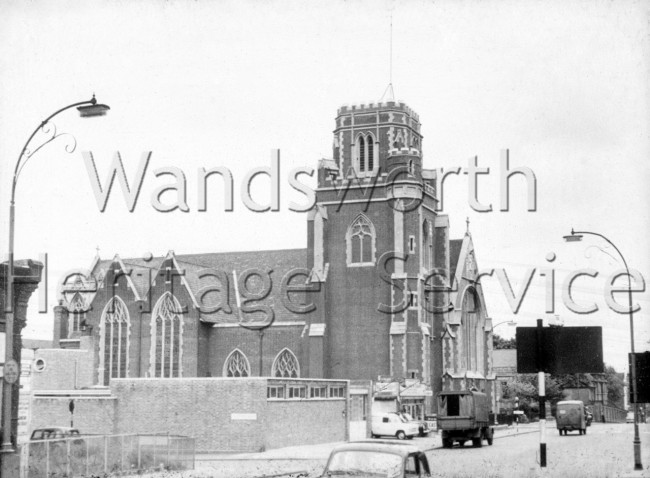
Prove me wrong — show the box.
[321,441,430,478]
[556,400,587,435]
[30,427,84,444]
[372,413,420,440]
[399,412,430,437]
[626,411,635,423]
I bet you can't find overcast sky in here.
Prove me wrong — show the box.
[0,0,648,372]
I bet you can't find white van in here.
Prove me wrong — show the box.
[371,413,420,440]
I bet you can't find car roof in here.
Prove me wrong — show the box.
[329,441,423,457]
[557,400,583,405]
[33,427,79,432]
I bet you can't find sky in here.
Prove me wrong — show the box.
[0,0,648,372]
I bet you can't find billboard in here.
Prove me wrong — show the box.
[516,326,604,374]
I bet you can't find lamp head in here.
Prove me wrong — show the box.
[563,228,583,242]
[77,95,110,117]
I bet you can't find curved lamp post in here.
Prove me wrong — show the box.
[493,320,516,330]
[563,228,642,471]
[2,96,109,453]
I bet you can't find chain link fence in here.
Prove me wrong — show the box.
[20,433,195,477]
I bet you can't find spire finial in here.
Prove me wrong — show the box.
[466,217,470,235]
[95,245,100,256]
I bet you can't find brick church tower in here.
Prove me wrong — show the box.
[309,100,438,384]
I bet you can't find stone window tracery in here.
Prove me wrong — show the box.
[346,214,376,266]
[99,296,130,385]
[224,349,251,377]
[150,292,183,378]
[272,348,300,378]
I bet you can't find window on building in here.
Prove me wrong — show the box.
[329,385,346,398]
[288,385,307,399]
[358,136,365,172]
[408,160,414,175]
[355,133,376,175]
[408,235,416,254]
[367,135,374,171]
[347,214,376,266]
[267,385,285,399]
[99,296,130,385]
[224,349,251,377]
[70,293,86,336]
[150,292,183,378]
[272,348,300,378]
[408,291,418,310]
[310,385,327,398]
[422,221,432,272]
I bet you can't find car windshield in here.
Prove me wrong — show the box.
[325,450,403,477]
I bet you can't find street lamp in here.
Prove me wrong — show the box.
[492,320,516,330]
[2,95,109,453]
[563,228,642,471]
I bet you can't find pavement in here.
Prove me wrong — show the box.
[195,423,519,463]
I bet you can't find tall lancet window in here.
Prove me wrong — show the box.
[346,214,376,266]
[355,133,376,175]
[150,292,183,378]
[358,135,366,172]
[99,296,130,385]
[272,348,300,378]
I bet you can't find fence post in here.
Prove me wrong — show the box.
[153,433,157,470]
[166,432,170,469]
[66,438,71,477]
[86,437,89,477]
[137,435,142,470]
[121,434,124,472]
[46,440,50,478]
[104,435,108,474]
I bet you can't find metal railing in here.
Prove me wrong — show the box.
[20,433,195,478]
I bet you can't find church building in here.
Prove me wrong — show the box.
[54,99,496,417]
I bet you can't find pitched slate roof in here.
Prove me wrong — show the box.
[89,248,316,325]
[448,238,464,280]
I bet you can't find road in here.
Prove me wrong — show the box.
[139,422,650,478]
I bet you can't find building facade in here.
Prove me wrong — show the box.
[53,100,496,415]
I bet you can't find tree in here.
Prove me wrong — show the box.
[493,333,516,349]
[502,374,565,416]
[604,365,625,409]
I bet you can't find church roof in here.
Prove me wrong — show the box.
[448,239,464,280]
[91,248,315,325]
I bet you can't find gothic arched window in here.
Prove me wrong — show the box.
[99,296,130,385]
[355,133,376,175]
[462,291,479,372]
[224,349,251,377]
[70,293,86,336]
[423,220,433,272]
[358,136,366,172]
[346,214,376,266]
[150,292,183,378]
[272,348,300,378]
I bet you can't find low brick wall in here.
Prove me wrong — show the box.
[109,377,348,452]
[30,396,116,436]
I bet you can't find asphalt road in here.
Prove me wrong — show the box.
[149,422,650,477]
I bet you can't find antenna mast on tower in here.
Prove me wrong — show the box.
[380,14,395,102]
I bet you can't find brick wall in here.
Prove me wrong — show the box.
[265,398,346,448]
[31,347,95,390]
[108,378,348,452]
[30,397,116,436]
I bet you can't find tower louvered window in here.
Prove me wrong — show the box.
[355,133,375,175]
[151,293,183,378]
[100,297,130,385]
